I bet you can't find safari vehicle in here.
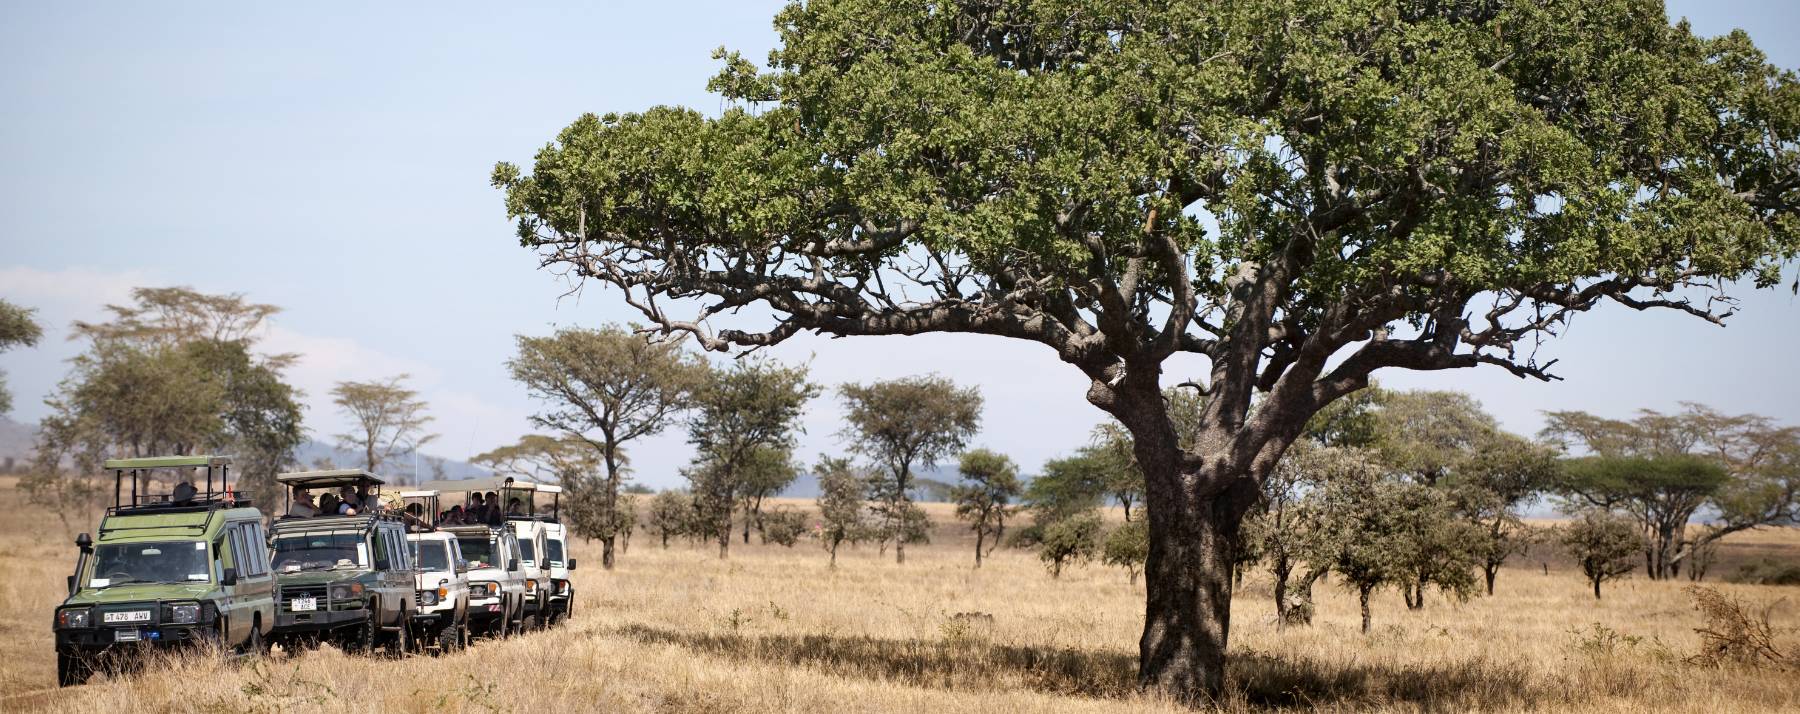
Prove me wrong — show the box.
[443,523,525,639]
[267,470,416,656]
[52,456,275,687]
[400,490,471,652]
[416,475,562,630]
[542,519,577,626]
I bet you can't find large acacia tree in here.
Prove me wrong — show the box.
[496,1,1799,699]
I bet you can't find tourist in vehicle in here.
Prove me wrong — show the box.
[466,493,485,520]
[484,492,503,525]
[506,497,525,516]
[443,505,466,525]
[287,487,319,518]
[171,481,197,505]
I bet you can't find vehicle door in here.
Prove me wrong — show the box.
[226,520,276,639]
[370,526,409,627]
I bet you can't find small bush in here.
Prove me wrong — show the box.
[1684,585,1794,670]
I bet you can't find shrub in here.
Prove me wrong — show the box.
[1685,585,1794,670]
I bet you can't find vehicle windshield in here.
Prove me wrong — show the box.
[519,539,536,562]
[411,540,451,571]
[456,536,497,568]
[88,541,209,587]
[272,532,366,571]
[546,538,565,565]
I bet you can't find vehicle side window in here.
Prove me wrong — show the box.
[392,529,412,570]
[237,523,268,576]
[371,530,393,571]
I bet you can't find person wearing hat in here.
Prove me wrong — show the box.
[287,487,319,518]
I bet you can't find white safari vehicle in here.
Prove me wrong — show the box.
[442,524,524,639]
[400,490,470,652]
[542,519,576,626]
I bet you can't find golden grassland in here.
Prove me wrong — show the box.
[0,480,1795,713]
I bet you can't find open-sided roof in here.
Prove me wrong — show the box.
[275,469,386,488]
[413,475,552,493]
[103,455,233,470]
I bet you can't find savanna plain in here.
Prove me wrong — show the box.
[0,476,1795,714]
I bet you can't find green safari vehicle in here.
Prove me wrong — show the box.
[52,456,276,687]
[267,470,416,656]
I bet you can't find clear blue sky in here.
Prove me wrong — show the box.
[2,1,1796,488]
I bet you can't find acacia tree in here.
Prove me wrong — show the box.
[508,326,707,568]
[331,375,436,477]
[0,299,43,415]
[1546,405,1799,580]
[840,375,982,564]
[685,359,817,559]
[1559,510,1645,600]
[1452,433,1558,595]
[815,455,869,566]
[738,446,799,543]
[495,1,1800,698]
[647,489,691,548]
[27,288,304,519]
[951,448,1022,567]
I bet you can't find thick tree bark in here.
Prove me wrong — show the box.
[1484,566,1498,596]
[973,530,985,568]
[1592,577,1602,600]
[602,447,622,570]
[1137,467,1250,701]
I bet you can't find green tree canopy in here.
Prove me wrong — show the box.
[839,374,982,564]
[497,0,1800,698]
[0,299,44,415]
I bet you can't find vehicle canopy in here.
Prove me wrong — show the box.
[275,469,392,518]
[102,455,246,513]
[414,475,561,522]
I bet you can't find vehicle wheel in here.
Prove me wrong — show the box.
[57,649,91,687]
[239,621,266,658]
[383,622,408,659]
[448,619,468,652]
[344,617,376,655]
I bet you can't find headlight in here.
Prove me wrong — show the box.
[57,608,91,628]
[166,604,200,625]
[472,583,495,598]
[330,583,365,600]
[419,590,439,606]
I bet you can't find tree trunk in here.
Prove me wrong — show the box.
[1407,574,1426,610]
[829,539,839,567]
[1359,584,1373,634]
[1592,577,1601,600]
[974,530,985,568]
[1484,565,1497,596]
[1137,478,1245,702]
[602,448,622,570]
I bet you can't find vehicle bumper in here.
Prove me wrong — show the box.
[55,624,215,651]
[272,608,369,634]
[466,599,507,623]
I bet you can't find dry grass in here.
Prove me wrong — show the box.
[0,484,1795,713]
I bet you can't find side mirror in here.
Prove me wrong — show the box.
[456,560,470,574]
[506,558,519,573]
[221,567,239,587]
[66,575,76,595]
[75,533,93,554]
[568,558,578,571]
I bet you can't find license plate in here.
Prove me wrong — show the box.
[113,629,141,643]
[103,611,150,624]
[291,597,317,612]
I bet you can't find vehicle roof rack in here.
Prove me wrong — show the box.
[276,469,387,488]
[106,454,246,512]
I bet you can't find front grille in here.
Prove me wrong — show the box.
[278,584,328,611]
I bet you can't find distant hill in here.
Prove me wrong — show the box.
[0,416,36,472]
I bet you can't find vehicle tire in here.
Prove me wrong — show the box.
[343,616,376,655]
[383,622,408,659]
[239,621,265,658]
[56,649,91,687]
